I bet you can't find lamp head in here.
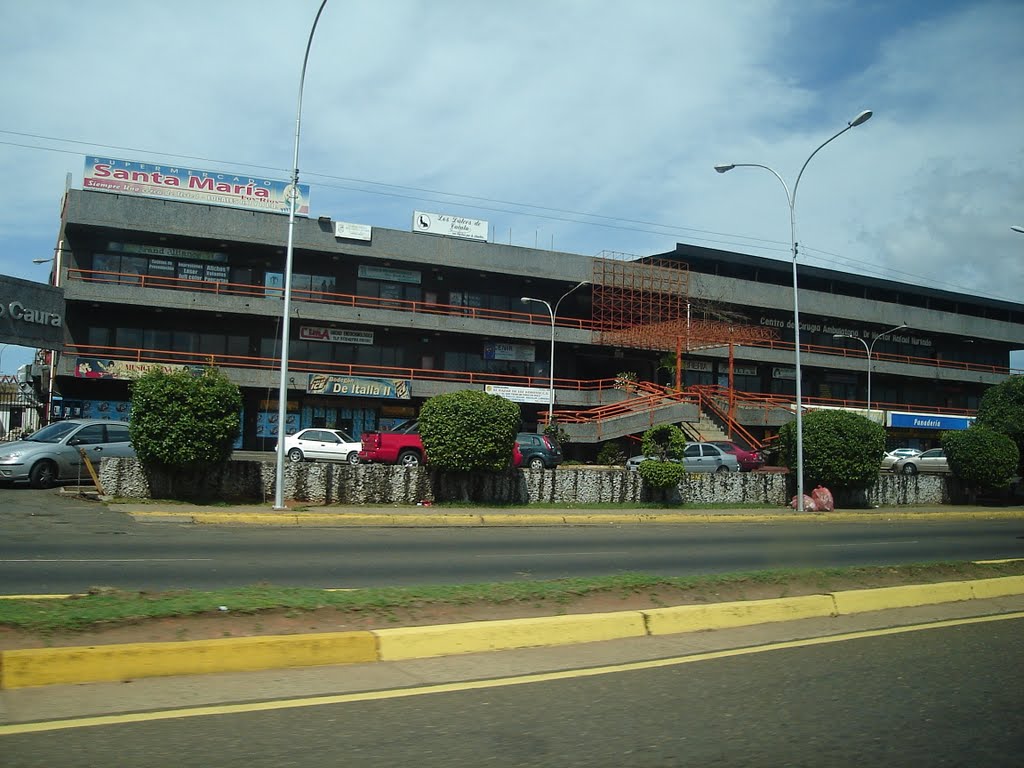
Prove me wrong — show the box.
[714,164,735,174]
[520,297,532,304]
[32,258,53,264]
[1012,225,1024,234]
[849,110,873,127]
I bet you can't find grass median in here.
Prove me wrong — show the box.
[2,560,1023,637]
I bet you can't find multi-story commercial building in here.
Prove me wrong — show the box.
[40,183,1022,457]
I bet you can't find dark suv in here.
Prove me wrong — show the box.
[515,432,563,470]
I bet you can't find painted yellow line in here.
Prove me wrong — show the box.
[0,594,75,600]
[973,558,1024,564]
[3,611,1021,737]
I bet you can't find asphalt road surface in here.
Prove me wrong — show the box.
[3,612,1022,766]
[1,489,1023,593]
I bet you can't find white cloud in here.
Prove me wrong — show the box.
[1,0,1021,375]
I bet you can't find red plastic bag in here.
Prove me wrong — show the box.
[790,494,817,511]
[811,486,834,512]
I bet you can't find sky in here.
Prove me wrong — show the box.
[1,0,1022,376]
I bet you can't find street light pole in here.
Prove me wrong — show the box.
[274,0,328,511]
[521,280,590,426]
[833,323,908,420]
[714,109,872,511]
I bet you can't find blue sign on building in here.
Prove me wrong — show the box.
[887,412,973,431]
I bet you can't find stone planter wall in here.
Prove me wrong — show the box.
[100,458,951,507]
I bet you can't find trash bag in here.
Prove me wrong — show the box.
[790,494,817,511]
[811,485,835,512]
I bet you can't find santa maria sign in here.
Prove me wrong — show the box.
[84,157,310,215]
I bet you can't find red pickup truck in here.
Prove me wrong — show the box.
[358,420,426,466]
[358,419,523,468]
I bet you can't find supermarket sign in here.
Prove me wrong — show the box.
[84,157,310,215]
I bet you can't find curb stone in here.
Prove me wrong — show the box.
[3,575,1023,689]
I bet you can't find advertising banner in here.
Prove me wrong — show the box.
[307,374,411,400]
[74,358,196,380]
[84,157,310,215]
[300,326,374,345]
[412,210,488,242]
[483,342,535,362]
[484,384,550,404]
[887,412,973,431]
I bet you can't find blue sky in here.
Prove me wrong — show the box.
[1,0,1022,375]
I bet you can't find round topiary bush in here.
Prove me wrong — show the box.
[418,389,521,472]
[778,409,884,494]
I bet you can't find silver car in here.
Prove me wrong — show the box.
[0,418,135,489]
[893,448,949,475]
[627,442,740,473]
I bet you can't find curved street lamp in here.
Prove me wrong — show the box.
[714,109,873,510]
[832,322,908,420]
[521,280,590,425]
[274,0,328,511]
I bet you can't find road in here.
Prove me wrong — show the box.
[1,488,1023,593]
[3,611,1022,766]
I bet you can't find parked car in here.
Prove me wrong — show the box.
[708,440,764,471]
[881,448,922,470]
[515,432,563,470]
[359,420,425,466]
[893,448,949,475]
[627,442,740,473]
[278,428,361,465]
[0,418,135,489]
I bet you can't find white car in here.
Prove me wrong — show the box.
[881,448,922,471]
[278,428,361,465]
[627,442,740,473]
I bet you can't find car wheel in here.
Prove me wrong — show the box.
[715,465,730,473]
[29,460,58,489]
[347,451,360,465]
[901,463,918,475]
[288,448,304,463]
[398,450,422,467]
[528,457,545,470]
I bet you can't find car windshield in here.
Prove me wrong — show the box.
[24,421,80,443]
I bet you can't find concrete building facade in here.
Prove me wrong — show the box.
[38,187,1022,457]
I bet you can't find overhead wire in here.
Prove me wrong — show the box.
[1,130,1017,304]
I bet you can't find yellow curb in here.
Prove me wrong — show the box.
[830,581,976,614]
[968,575,1024,599]
[0,631,377,690]
[642,594,837,635]
[373,611,648,661]
[123,509,1024,526]
[3,576,1023,689]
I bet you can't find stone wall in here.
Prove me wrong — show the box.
[100,458,951,507]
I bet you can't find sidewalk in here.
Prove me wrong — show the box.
[108,499,1024,526]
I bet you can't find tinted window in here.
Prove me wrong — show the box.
[684,444,701,458]
[106,424,131,443]
[72,425,106,445]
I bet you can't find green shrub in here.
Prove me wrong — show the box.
[129,367,242,470]
[778,409,884,491]
[636,424,688,489]
[975,376,1024,473]
[640,423,687,462]
[418,389,521,472]
[942,426,1019,497]
[637,458,686,489]
[596,440,627,466]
